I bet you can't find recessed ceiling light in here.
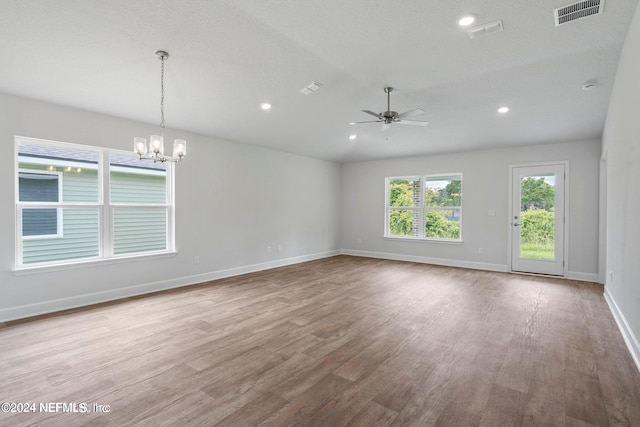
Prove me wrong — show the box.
[498,106,510,114]
[458,14,476,27]
[260,103,272,110]
[349,134,357,140]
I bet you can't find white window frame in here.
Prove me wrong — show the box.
[18,169,64,240]
[14,136,176,272]
[108,155,173,257]
[385,173,463,242]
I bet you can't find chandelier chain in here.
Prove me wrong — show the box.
[160,56,165,132]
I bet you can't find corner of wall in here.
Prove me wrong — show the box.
[604,286,640,372]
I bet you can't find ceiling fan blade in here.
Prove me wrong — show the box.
[381,122,392,131]
[362,109,381,118]
[397,119,429,126]
[398,108,425,119]
[349,120,382,125]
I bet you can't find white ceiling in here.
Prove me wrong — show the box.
[1,0,638,162]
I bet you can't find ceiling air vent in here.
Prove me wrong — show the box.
[467,20,504,39]
[554,0,605,26]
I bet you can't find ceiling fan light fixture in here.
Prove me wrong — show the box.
[351,87,428,131]
[458,14,477,27]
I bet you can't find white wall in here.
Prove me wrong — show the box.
[0,93,342,321]
[341,140,601,279]
[601,3,640,370]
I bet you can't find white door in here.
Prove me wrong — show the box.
[511,164,565,276]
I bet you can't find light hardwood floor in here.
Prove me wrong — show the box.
[1,255,639,426]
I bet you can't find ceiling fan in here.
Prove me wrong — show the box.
[350,87,429,131]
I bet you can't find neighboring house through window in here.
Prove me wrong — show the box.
[15,136,174,268]
[19,171,62,238]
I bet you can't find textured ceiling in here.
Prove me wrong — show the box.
[1,0,638,162]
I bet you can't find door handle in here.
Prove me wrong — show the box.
[513,222,520,226]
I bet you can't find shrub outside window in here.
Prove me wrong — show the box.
[386,174,462,241]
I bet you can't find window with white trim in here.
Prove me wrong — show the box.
[19,170,63,239]
[385,174,462,241]
[15,136,174,268]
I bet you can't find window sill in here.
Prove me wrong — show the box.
[384,236,463,244]
[12,251,177,276]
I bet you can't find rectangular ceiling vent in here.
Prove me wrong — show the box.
[467,20,504,39]
[554,0,605,26]
[299,81,323,95]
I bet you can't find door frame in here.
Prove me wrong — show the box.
[599,152,607,285]
[507,161,570,276]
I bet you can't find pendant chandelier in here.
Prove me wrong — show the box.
[134,50,186,163]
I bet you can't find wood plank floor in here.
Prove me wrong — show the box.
[1,255,639,426]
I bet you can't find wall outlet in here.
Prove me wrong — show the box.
[278,244,282,252]
[488,209,496,216]
[267,246,271,254]
[193,256,199,265]
[478,247,484,254]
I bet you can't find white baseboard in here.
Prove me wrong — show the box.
[341,249,509,273]
[0,248,609,324]
[567,271,601,283]
[0,249,341,323]
[342,250,602,283]
[604,286,640,372]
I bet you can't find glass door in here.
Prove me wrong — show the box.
[511,164,565,276]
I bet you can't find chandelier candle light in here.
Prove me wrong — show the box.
[134,50,186,163]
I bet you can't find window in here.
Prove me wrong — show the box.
[15,137,174,268]
[386,174,462,241]
[19,171,62,238]
[110,154,168,255]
